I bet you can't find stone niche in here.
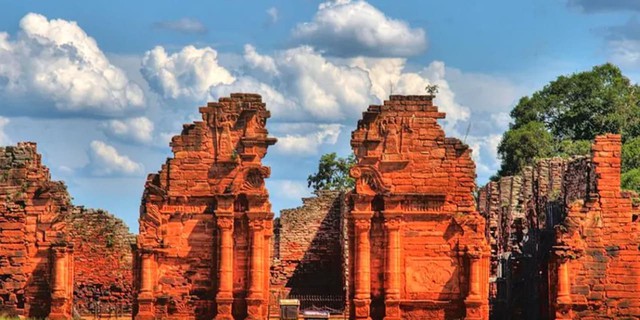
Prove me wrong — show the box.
[348,95,490,320]
[0,142,73,319]
[134,93,277,320]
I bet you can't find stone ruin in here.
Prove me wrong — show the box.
[131,94,491,319]
[134,93,276,319]
[1,93,639,320]
[347,95,490,319]
[479,134,640,319]
[0,143,135,319]
[0,142,74,319]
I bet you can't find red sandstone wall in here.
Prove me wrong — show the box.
[135,94,276,320]
[0,143,73,318]
[479,134,640,319]
[349,95,490,320]
[66,207,135,315]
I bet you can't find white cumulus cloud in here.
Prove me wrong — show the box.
[88,140,144,176]
[141,45,235,101]
[268,179,311,201]
[102,117,155,144]
[292,0,426,57]
[0,13,145,117]
[272,123,343,155]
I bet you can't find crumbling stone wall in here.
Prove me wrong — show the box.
[348,95,490,320]
[0,142,73,319]
[135,94,277,320]
[479,134,640,320]
[270,191,346,311]
[66,207,135,315]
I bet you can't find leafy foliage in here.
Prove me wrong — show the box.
[498,63,640,178]
[622,169,640,193]
[497,121,553,176]
[307,152,356,191]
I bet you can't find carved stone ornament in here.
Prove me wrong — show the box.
[384,217,402,230]
[216,217,234,231]
[354,218,371,232]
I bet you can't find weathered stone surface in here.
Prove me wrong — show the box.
[134,93,276,320]
[0,142,73,319]
[66,207,135,315]
[348,95,490,320]
[270,191,347,313]
[479,134,640,320]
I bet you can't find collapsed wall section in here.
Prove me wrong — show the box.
[66,207,135,315]
[478,134,640,320]
[270,191,346,312]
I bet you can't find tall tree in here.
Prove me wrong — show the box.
[307,152,356,191]
[498,63,640,178]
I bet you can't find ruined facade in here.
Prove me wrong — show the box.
[134,94,277,320]
[0,143,74,319]
[348,95,490,319]
[479,134,640,319]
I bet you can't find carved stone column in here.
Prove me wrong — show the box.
[384,216,402,320]
[553,246,574,320]
[464,248,484,320]
[246,218,265,319]
[50,244,73,320]
[215,215,234,320]
[136,249,155,320]
[354,216,372,320]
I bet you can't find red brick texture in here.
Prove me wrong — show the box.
[0,143,73,319]
[270,191,347,313]
[348,95,490,320]
[478,134,640,319]
[134,94,276,320]
[66,207,135,315]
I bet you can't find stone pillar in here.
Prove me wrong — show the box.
[50,245,73,320]
[464,248,484,320]
[262,219,273,319]
[384,216,401,320]
[554,247,573,320]
[136,249,155,320]
[353,215,372,320]
[247,218,265,319]
[216,215,234,320]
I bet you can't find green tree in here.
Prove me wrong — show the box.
[622,169,640,193]
[497,121,553,176]
[622,137,640,172]
[499,63,640,176]
[307,152,356,191]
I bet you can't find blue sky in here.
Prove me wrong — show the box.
[1,0,639,232]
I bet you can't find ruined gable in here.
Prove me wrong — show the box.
[348,95,490,320]
[135,93,276,320]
